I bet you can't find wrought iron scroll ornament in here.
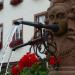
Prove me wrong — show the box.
[12,20,60,71]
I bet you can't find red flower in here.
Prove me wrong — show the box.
[18,54,29,69]
[24,52,39,67]
[18,52,39,68]
[11,52,39,74]
[10,0,23,6]
[30,53,39,65]
[11,65,19,75]
[49,56,56,65]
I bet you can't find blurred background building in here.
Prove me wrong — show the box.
[0,0,50,71]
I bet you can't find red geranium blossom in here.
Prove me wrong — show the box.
[18,52,39,69]
[18,53,30,71]
[30,53,39,65]
[11,65,19,75]
[27,53,39,67]
[49,56,56,65]
[11,52,39,75]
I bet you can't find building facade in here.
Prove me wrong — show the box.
[0,0,50,64]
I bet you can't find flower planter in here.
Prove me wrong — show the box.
[9,39,23,48]
[0,42,2,49]
[0,2,3,11]
[10,0,23,6]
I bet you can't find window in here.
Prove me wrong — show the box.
[0,24,3,49]
[9,19,23,48]
[34,11,47,38]
[13,25,23,40]
[10,0,23,6]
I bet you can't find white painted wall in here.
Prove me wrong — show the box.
[0,0,50,63]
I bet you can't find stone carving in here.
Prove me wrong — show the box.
[47,3,69,36]
[47,0,75,74]
[49,0,75,6]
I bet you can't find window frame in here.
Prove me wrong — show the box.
[9,18,23,48]
[0,24,3,49]
[34,11,47,38]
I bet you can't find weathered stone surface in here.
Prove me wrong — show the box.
[47,0,75,74]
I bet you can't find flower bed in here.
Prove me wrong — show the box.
[10,52,61,75]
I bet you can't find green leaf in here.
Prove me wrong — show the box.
[39,71,48,75]
[20,68,31,75]
[30,63,40,73]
